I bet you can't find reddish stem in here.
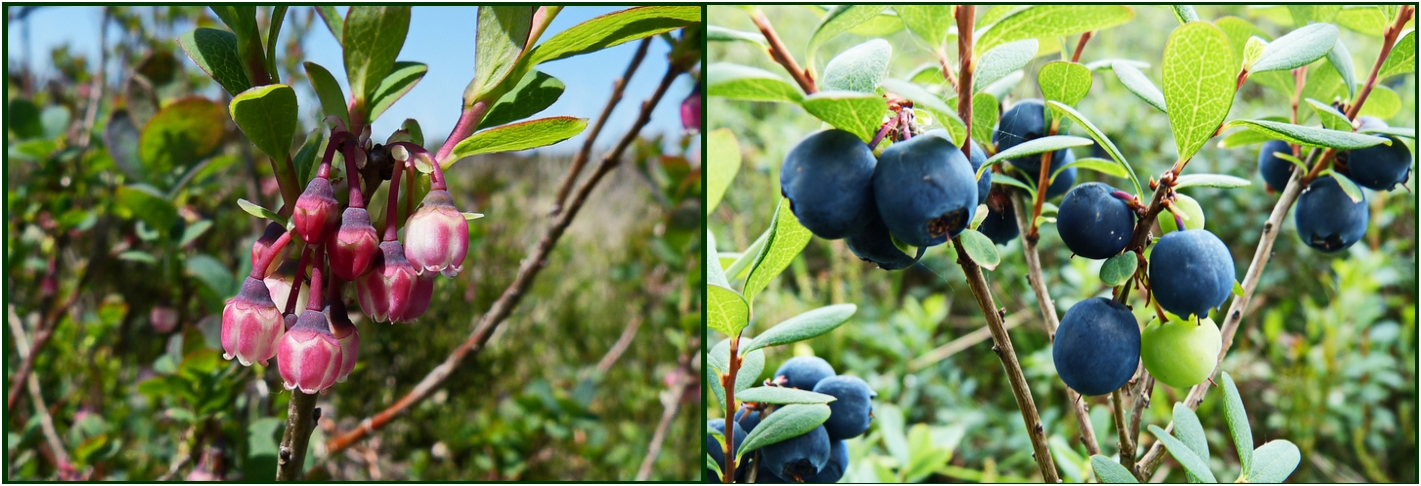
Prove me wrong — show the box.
[382,155,407,242]
[340,141,365,208]
[249,231,294,280]
[306,245,325,312]
[751,10,816,94]
[434,102,489,167]
[390,142,447,191]
[285,245,312,316]
[1071,32,1093,63]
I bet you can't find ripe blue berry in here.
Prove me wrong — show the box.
[1055,182,1135,259]
[774,356,836,390]
[1149,229,1235,319]
[780,130,878,239]
[813,375,876,440]
[1053,297,1141,396]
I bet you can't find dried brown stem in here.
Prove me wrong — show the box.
[320,55,684,460]
[551,37,652,215]
[636,346,696,481]
[7,306,70,470]
[752,10,816,94]
[1111,389,1140,480]
[276,391,319,480]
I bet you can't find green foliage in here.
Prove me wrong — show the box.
[447,116,589,164]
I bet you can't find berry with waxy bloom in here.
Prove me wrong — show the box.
[404,190,469,277]
[292,177,340,244]
[329,207,380,281]
[326,301,360,382]
[356,241,420,322]
[277,309,343,394]
[221,277,284,366]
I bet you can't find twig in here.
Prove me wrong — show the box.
[751,10,816,94]
[635,346,696,480]
[75,6,108,149]
[320,53,685,460]
[276,392,319,480]
[1070,32,1092,64]
[6,262,88,413]
[7,306,71,470]
[1127,374,1153,464]
[597,313,644,374]
[955,5,976,161]
[1009,190,1102,457]
[551,38,652,215]
[1110,389,1141,480]
[1137,7,1414,474]
[907,310,1028,372]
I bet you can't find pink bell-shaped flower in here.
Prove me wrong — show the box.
[326,301,360,382]
[356,241,419,322]
[680,85,702,133]
[264,260,310,313]
[404,190,468,277]
[398,275,435,322]
[292,177,340,244]
[329,207,380,281]
[250,222,286,275]
[277,309,343,394]
[221,277,285,366]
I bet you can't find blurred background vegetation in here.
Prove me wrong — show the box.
[5,6,702,481]
[708,5,1415,483]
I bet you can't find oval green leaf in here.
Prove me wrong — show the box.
[1171,5,1200,24]
[1357,86,1401,119]
[140,97,226,179]
[482,70,566,128]
[958,230,1001,270]
[744,304,857,353]
[343,6,411,106]
[304,61,350,127]
[1171,403,1210,467]
[983,135,1095,169]
[1111,60,1167,113]
[1220,372,1254,472]
[1379,29,1415,78]
[1055,156,1131,179]
[1148,425,1218,483]
[1100,253,1137,286]
[736,387,838,405]
[1174,173,1251,189]
[1246,441,1301,483]
[1162,22,1236,163]
[229,84,298,164]
[897,5,954,52]
[822,39,891,93]
[1091,454,1139,483]
[178,28,251,97]
[707,129,742,215]
[1305,99,1352,131]
[737,404,832,460]
[447,116,588,165]
[800,91,889,143]
[743,198,812,305]
[1223,119,1390,150]
[976,5,1135,54]
[707,63,804,103]
[1326,38,1357,97]
[708,25,767,47]
[368,61,427,123]
[975,39,1040,92]
[525,6,701,66]
[1250,23,1338,74]
[467,6,534,104]
[1321,171,1364,203]
[806,5,887,65]
[972,92,999,151]
[1038,60,1092,107]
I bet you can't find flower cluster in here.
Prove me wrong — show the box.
[219,128,472,394]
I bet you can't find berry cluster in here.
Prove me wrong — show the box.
[221,127,471,394]
[1257,116,1413,253]
[710,356,874,483]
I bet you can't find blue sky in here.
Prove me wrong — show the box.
[7,6,697,154]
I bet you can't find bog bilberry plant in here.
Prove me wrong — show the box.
[176,5,701,480]
[708,4,1413,483]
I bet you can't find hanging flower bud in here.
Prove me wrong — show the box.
[264,260,309,313]
[326,302,360,382]
[680,84,702,133]
[222,277,284,366]
[277,309,343,394]
[329,207,380,281]
[404,190,469,277]
[250,222,286,275]
[356,242,420,322]
[399,275,436,322]
[292,177,340,244]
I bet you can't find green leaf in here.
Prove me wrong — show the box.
[737,404,833,460]
[178,28,251,96]
[467,7,534,104]
[401,119,425,147]
[303,62,350,127]
[1357,86,1401,119]
[1287,5,1341,26]
[1233,279,1245,297]
[1111,60,1167,113]
[1046,101,1144,197]
[1217,127,1277,148]
[39,106,70,140]
[291,129,324,187]
[1220,372,1254,473]
[706,453,724,480]
[982,135,1095,171]
[367,61,426,123]
[1148,425,1218,483]
[1223,119,1389,150]
[800,91,889,143]
[210,6,265,87]
[7,98,42,139]
[481,70,566,128]
[1335,7,1392,36]
[972,93,999,150]
[707,63,804,103]
[725,229,769,282]
[742,198,812,305]
[1359,126,1417,139]
[1326,38,1357,98]
[975,39,1040,92]
[104,110,143,179]
[229,84,298,164]
[708,285,750,337]
[707,129,742,215]
[1305,99,1351,131]
[1090,455,1139,483]
[1056,157,1131,179]
[1269,151,1308,171]
[707,25,766,47]
[878,79,959,130]
[265,7,287,82]
[343,6,411,106]
[1086,58,1150,71]
[1246,441,1301,483]
[1037,60,1093,107]
[1162,22,1236,163]
[1249,23,1338,74]
[1321,171,1364,203]
[526,6,700,67]
[447,116,588,164]
[976,6,1135,54]
[179,220,213,248]
[1172,6,1200,24]
[821,39,892,93]
[981,70,1025,101]
[118,185,177,231]
[237,199,285,225]
[139,97,227,180]
[958,230,1001,270]
[314,6,343,44]
[1100,253,1137,286]
[1174,173,1251,189]
[991,173,1037,197]
[736,387,838,405]
[1171,403,1210,470]
[897,5,954,52]
[186,254,235,296]
[806,6,887,65]
[844,9,904,37]
[744,304,857,353]
[707,338,765,408]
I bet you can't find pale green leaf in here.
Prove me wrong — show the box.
[1162,22,1236,163]
[737,404,832,460]
[1172,6,1200,24]
[800,91,889,143]
[972,93,999,150]
[303,62,349,127]
[976,6,1135,54]
[1322,171,1364,203]
[1335,7,1391,36]
[1326,38,1357,97]
[1357,86,1401,119]
[707,63,804,103]
[707,129,741,215]
[742,198,812,305]
[1090,455,1140,483]
[982,135,1095,171]
[975,39,1040,92]
[897,5,955,52]
[736,387,838,405]
[368,61,426,122]
[343,6,411,105]
[1174,173,1251,189]
[1246,441,1301,483]
[1305,98,1351,131]
[447,116,587,164]
[1220,372,1254,473]
[821,39,892,93]
[806,6,888,65]
[1148,425,1218,483]
[745,304,857,353]
[1111,60,1167,113]
[1056,156,1130,179]
[1223,119,1389,150]
[708,25,766,47]
[958,230,1001,270]
[1100,253,1137,286]
[1171,403,1210,467]
[1250,23,1338,74]
[1038,60,1092,107]
[525,6,700,66]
